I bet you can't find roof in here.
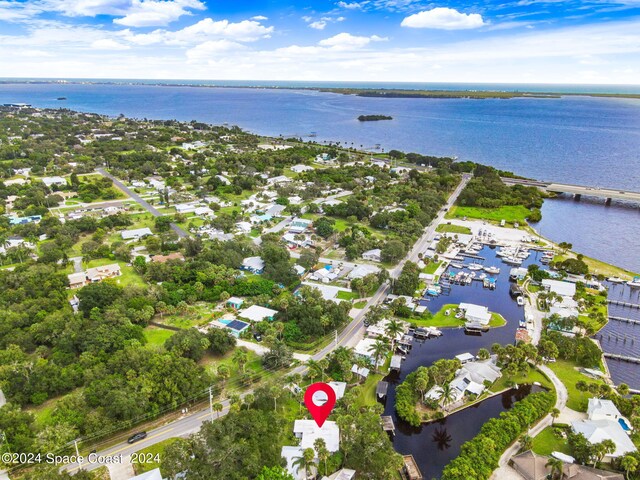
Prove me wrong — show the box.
[151,252,184,263]
[242,256,265,271]
[227,296,244,305]
[226,320,250,332]
[351,364,370,377]
[347,264,380,279]
[323,469,356,480]
[588,398,621,419]
[353,338,378,358]
[459,303,492,325]
[281,446,305,480]
[460,359,502,384]
[127,468,163,480]
[238,305,278,322]
[542,279,577,297]
[571,419,637,457]
[455,352,475,362]
[121,227,153,239]
[376,381,389,396]
[362,248,382,257]
[314,382,347,405]
[68,272,86,285]
[390,355,402,369]
[293,420,340,452]
[511,450,623,480]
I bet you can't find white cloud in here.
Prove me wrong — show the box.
[113,0,205,27]
[91,38,131,50]
[401,8,485,29]
[337,1,365,9]
[186,39,247,61]
[309,20,327,30]
[50,0,132,17]
[318,32,386,49]
[301,15,312,23]
[251,15,268,20]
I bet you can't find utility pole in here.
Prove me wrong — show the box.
[335,330,338,347]
[74,439,82,469]
[208,386,214,422]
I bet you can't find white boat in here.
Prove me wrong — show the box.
[628,277,640,288]
[608,277,625,283]
[467,263,484,271]
[503,256,523,266]
[517,296,525,306]
[484,266,500,274]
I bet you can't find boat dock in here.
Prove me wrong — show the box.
[609,316,640,326]
[390,355,403,372]
[400,455,423,480]
[376,381,389,399]
[603,353,640,364]
[608,300,640,309]
[381,415,396,435]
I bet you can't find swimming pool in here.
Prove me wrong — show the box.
[619,418,631,431]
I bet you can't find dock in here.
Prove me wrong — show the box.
[381,415,396,435]
[400,455,423,480]
[603,353,640,364]
[390,355,403,372]
[608,300,640,309]
[609,316,640,326]
[376,381,389,399]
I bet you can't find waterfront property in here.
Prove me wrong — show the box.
[510,450,623,480]
[237,305,278,322]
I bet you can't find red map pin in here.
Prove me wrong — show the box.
[304,382,336,428]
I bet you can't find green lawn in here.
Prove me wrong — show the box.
[447,205,532,224]
[436,223,472,234]
[412,304,506,329]
[532,426,570,456]
[490,366,553,393]
[144,326,175,347]
[201,348,264,381]
[353,373,384,409]
[353,300,367,309]
[84,259,147,288]
[132,437,179,475]
[548,360,605,412]
[337,290,359,300]
[423,260,441,274]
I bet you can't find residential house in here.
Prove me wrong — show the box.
[362,249,382,262]
[542,279,577,298]
[266,175,292,186]
[242,256,265,274]
[510,450,623,480]
[291,164,314,173]
[351,364,370,380]
[194,206,214,217]
[265,204,287,217]
[459,303,492,326]
[588,398,622,421]
[321,470,356,480]
[571,418,636,459]
[67,272,87,289]
[86,264,121,283]
[226,297,245,309]
[289,218,312,234]
[348,264,380,280]
[236,222,252,234]
[293,420,340,452]
[238,305,278,322]
[425,357,502,406]
[353,338,384,366]
[283,233,313,248]
[175,203,199,214]
[151,252,185,263]
[40,176,67,187]
[215,174,231,185]
[121,228,153,240]
[8,215,42,225]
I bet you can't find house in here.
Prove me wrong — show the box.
[455,352,475,364]
[315,153,336,164]
[459,303,492,326]
[238,305,278,322]
[571,418,636,459]
[266,175,292,185]
[151,252,185,263]
[67,272,87,289]
[265,204,287,217]
[215,174,231,185]
[288,195,303,205]
[218,318,250,338]
[353,338,384,365]
[127,468,163,480]
[347,264,380,280]
[321,469,356,480]
[86,264,121,283]
[289,218,312,234]
[194,206,214,217]
[8,215,42,225]
[313,381,347,406]
[351,364,370,379]
[362,248,382,262]
[425,357,501,405]
[510,267,528,281]
[250,214,272,224]
[510,450,624,480]
[236,222,252,234]
[310,266,337,283]
[283,233,313,248]
[175,203,199,214]
[121,228,153,240]
[226,297,245,309]
[542,279,577,298]
[291,164,314,173]
[293,420,340,452]
[293,265,306,276]
[587,398,622,421]
[301,282,351,302]
[40,176,67,187]
[281,446,306,480]
[242,256,265,274]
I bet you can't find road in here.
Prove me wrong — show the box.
[96,168,188,239]
[62,176,469,474]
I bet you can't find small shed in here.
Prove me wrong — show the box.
[390,355,403,372]
[226,297,244,309]
[376,381,389,399]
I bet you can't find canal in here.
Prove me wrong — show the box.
[381,245,547,478]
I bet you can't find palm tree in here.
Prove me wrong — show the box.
[621,454,638,480]
[551,408,560,425]
[314,438,329,476]
[618,383,630,396]
[477,348,490,361]
[546,457,563,480]
[519,434,533,453]
[368,339,390,373]
[213,402,223,418]
[439,383,457,409]
[292,447,316,479]
[232,348,248,373]
[385,319,403,347]
[305,359,322,384]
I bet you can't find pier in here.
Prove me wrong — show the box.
[608,300,640,309]
[400,455,423,480]
[609,316,640,326]
[603,353,640,364]
[381,415,396,435]
[500,178,640,204]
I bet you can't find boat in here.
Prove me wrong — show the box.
[484,266,500,274]
[426,287,440,296]
[475,273,487,281]
[449,262,464,269]
[628,277,640,288]
[503,256,523,266]
[517,296,525,306]
[519,319,527,328]
[608,277,625,283]
[467,263,484,271]
[57,97,67,100]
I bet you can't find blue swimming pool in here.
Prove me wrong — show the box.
[218,318,232,325]
[619,418,631,431]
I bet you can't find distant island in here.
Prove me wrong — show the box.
[358,114,393,121]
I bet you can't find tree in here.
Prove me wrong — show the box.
[368,339,390,373]
[385,319,403,347]
[262,341,293,370]
[477,348,490,361]
[381,240,407,264]
[551,408,560,425]
[232,348,249,373]
[439,383,457,409]
[206,328,236,355]
[314,438,330,476]
[164,328,210,361]
[256,466,295,480]
[519,434,533,453]
[618,383,630,396]
[76,281,123,316]
[546,457,563,480]
[155,215,172,232]
[213,402,223,418]
[394,261,420,296]
[292,447,316,479]
[621,455,638,480]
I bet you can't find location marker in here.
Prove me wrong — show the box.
[304,382,336,428]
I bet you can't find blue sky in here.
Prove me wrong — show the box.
[0,0,639,83]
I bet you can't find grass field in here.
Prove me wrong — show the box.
[132,437,179,475]
[532,426,570,456]
[548,360,605,412]
[144,326,175,347]
[448,205,531,224]
[413,304,506,329]
[353,373,384,409]
[436,223,472,234]
[337,290,359,300]
[353,300,367,309]
[423,260,441,274]
[84,258,147,288]
[490,366,553,393]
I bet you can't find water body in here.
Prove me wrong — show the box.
[594,283,640,390]
[1,82,638,271]
[381,247,543,478]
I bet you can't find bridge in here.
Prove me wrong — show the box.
[501,178,640,205]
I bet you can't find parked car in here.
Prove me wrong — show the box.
[253,332,263,342]
[127,432,147,444]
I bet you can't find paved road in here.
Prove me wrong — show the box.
[62,176,468,474]
[69,256,83,273]
[96,168,188,239]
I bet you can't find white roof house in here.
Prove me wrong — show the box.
[266,204,287,217]
[194,206,214,217]
[281,446,306,480]
[266,175,292,185]
[238,305,278,322]
[301,282,352,302]
[347,264,380,280]
[588,398,622,421]
[459,303,492,326]
[41,176,67,187]
[455,352,475,364]
[542,279,577,298]
[121,228,153,240]
[215,174,231,185]
[362,249,382,262]
[289,218,313,234]
[175,203,198,214]
[236,221,252,233]
[425,358,502,404]
[313,381,347,406]
[291,164,314,173]
[351,364,370,378]
[353,338,384,365]
[242,256,265,273]
[572,419,636,458]
[293,420,340,453]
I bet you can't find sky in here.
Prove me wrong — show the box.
[0,0,640,84]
